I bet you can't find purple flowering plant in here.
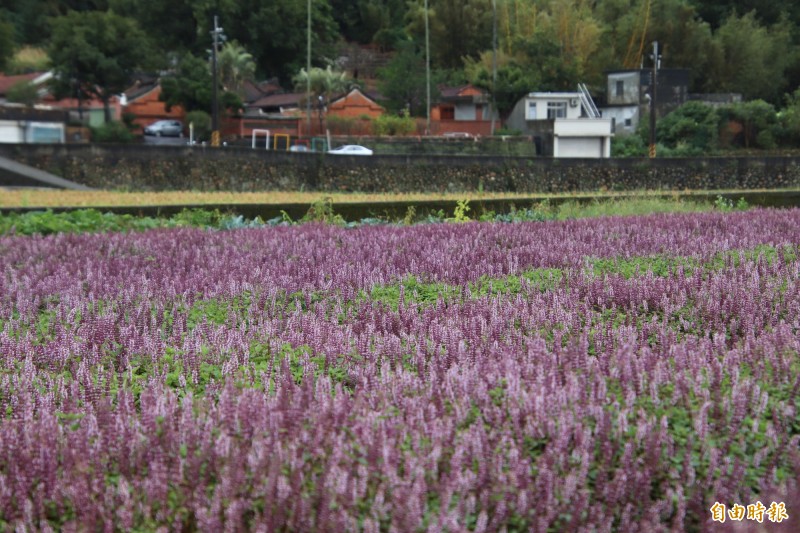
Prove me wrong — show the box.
[0,209,799,531]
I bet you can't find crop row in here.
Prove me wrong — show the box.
[0,209,799,531]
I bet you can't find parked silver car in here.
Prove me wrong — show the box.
[328,144,373,156]
[144,120,184,137]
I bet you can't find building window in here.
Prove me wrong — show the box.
[624,118,632,127]
[526,101,537,120]
[616,80,624,97]
[547,101,567,119]
[440,106,455,120]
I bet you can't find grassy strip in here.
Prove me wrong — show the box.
[0,188,775,209]
[0,195,751,236]
[589,243,799,279]
[0,208,251,236]
[0,189,594,208]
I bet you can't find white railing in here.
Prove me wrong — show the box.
[578,83,601,119]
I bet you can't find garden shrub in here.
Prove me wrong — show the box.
[185,110,212,142]
[656,101,722,154]
[90,120,135,143]
[373,112,416,136]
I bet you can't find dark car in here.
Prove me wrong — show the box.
[144,120,184,137]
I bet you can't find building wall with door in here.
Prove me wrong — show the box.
[601,69,690,135]
[601,106,639,136]
[606,72,642,106]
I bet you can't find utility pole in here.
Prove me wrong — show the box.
[211,15,224,147]
[649,40,659,158]
[307,0,312,138]
[490,0,497,136]
[424,0,431,136]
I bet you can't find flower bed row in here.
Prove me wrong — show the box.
[1,210,799,531]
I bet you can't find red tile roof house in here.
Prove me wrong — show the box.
[239,92,305,140]
[319,88,383,136]
[121,79,185,134]
[239,87,386,140]
[0,72,52,104]
[430,84,500,137]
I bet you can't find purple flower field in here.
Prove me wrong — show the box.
[1,209,799,531]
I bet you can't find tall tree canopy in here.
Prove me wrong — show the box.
[405,0,493,69]
[47,10,154,120]
[217,41,256,97]
[1,0,109,45]
[1,0,799,108]
[160,53,243,115]
[709,11,795,102]
[330,0,406,47]
[376,40,430,116]
[0,16,15,72]
[223,0,339,84]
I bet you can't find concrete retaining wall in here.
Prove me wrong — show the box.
[1,143,799,193]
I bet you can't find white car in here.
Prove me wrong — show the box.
[143,120,184,137]
[328,144,373,156]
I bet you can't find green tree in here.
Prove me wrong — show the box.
[689,0,800,29]
[2,0,110,45]
[656,101,722,153]
[225,0,339,83]
[777,89,800,145]
[185,110,212,141]
[160,53,242,115]
[0,15,14,71]
[293,65,350,99]
[217,41,256,98]
[709,12,794,103]
[6,81,38,106]
[515,29,580,91]
[405,0,492,69]
[108,0,202,54]
[330,0,407,47]
[48,10,155,122]
[160,54,212,113]
[465,50,540,119]
[592,0,715,90]
[376,40,430,116]
[293,65,351,130]
[723,99,778,149]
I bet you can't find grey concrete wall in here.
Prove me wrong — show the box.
[1,143,799,194]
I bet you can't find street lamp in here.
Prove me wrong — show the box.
[306,0,312,138]
[424,0,431,135]
[491,0,497,136]
[318,94,326,134]
[649,41,660,158]
[210,15,225,147]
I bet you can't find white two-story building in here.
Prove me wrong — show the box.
[505,88,613,158]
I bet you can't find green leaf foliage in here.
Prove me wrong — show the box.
[47,11,154,110]
[0,15,15,71]
[656,101,722,154]
[90,120,135,143]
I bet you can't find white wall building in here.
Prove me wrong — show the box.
[0,105,67,144]
[507,90,613,158]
